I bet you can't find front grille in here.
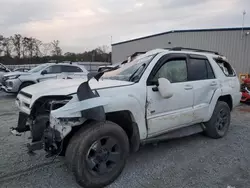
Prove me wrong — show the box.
[19,91,32,98]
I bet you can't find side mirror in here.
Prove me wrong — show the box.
[157,78,174,99]
[41,70,48,75]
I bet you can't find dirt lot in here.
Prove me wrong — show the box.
[1,91,250,188]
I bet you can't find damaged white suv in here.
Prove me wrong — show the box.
[13,48,241,188]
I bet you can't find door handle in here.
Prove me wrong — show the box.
[184,85,193,90]
[210,81,217,86]
[152,86,159,92]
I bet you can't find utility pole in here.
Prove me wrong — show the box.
[110,36,112,63]
[242,10,246,39]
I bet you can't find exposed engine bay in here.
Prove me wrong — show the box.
[12,72,106,156]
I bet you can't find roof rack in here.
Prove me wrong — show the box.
[169,47,220,55]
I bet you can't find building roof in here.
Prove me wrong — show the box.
[112,27,250,46]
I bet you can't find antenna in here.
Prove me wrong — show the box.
[242,10,246,39]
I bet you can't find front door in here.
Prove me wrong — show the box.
[38,65,62,82]
[146,54,194,137]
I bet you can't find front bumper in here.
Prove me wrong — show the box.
[1,78,21,93]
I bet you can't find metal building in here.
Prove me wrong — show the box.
[112,27,250,74]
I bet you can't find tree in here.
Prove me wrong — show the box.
[11,34,22,58]
[41,43,52,56]
[21,37,42,58]
[2,37,12,57]
[34,39,42,57]
[0,35,4,56]
[51,40,62,56]
[22,37,30,58]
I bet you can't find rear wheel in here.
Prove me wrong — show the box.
[204,101,231,138]
[66,121,129,188]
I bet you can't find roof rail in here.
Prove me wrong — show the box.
[169,47,220,55]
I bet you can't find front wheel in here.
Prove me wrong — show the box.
[66,121,129,188]
[204,101,231,139]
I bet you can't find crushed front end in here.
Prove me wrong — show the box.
[43,113,85,156]
[12,91,74,153]
[13,72,107,157]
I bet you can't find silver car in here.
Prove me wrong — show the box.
[0,63,11,86]
[1,62,89,93]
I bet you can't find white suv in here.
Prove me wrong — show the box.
[13,48,241,188]
[1,62,88,93]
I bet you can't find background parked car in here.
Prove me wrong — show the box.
[1,62,88,93]
[0,63,11,86]
[13,68,30,72]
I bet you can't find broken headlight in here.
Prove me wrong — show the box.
[47,96,73,111]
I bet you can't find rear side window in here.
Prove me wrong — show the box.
[188,58,215,81]
[206,60,215,79]
[62,65,83,72]
[45,65,62,74]
[214,58,236,77]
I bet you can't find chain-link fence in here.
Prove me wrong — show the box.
[6,62,112,72]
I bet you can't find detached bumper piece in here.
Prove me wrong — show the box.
[10,112,30,137]
[13,112,30,132]
[44,127,62,157]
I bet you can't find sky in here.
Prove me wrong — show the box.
[0,0,249,53]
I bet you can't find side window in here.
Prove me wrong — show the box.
[214,58,236,77]
[205,60,215,79]
[62,65,83,73]
[152,59,188,83]
[188,58,215,81]
[45,65,62,74]
[188,58,207,81]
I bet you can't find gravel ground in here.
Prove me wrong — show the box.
[0,90,250,188]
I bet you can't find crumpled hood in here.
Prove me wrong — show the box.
[4,71,30,77]
[20,78,133,104]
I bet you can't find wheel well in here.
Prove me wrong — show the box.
[62,110,140,156]
[218,95,233,111]
[106,110,140,152]
[20,81,35,86]
[19,81,35,91]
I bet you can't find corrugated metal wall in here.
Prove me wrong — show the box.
[112,29,250,74]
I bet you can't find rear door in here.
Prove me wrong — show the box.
[187,54,219,123]
[61,65,84,78]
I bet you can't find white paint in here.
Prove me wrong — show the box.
[146,81,194,137]
[157,78,173,99]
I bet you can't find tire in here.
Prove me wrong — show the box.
[204,101,231,139]
[66,121,129,188]
[19,82,33,92]
[65,121,98,170]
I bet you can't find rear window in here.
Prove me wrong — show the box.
[214,58,236,77]
[62,65,83,73]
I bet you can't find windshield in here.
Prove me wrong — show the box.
[102,55,155,82]
[28,64,48,73]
